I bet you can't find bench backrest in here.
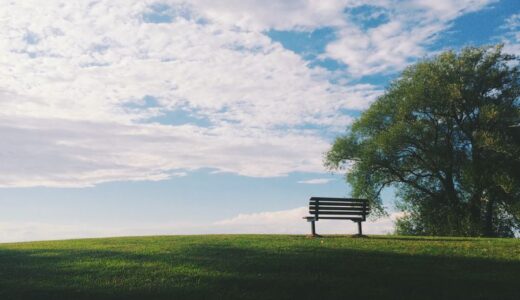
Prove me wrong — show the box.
[309,197,369,221]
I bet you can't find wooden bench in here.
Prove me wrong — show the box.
[303,197,369,236]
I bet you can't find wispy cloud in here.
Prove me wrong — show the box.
[214,206,403,235]
[500,13,520,55]
[0,116,331,187]
[0,208,403,243]
[326,0,495,76]
[297,178,336,184]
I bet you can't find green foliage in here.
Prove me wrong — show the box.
[0,235,519,299]
[325,45,520,237]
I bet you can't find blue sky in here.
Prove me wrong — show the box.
[0,0,518,242]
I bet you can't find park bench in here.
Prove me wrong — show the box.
[303,197,369,236]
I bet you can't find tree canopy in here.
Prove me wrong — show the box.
[325,45,520,237]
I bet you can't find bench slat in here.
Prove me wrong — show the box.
[310,197,367,202]
[310,206,366,211]
[310,211,366,216]
[318,217,363,220]
[309,210,368,216]
[310,212,366,216]
[309,202,366,207]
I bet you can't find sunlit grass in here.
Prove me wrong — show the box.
[0,235,519,299]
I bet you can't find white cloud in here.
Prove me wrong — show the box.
[0,115,333,187]
[297,178,336,184]
[0,220,208,243]
[0,222,125,243]
[504,14,520,29]
[500,13,520,55]
[326,0,495,76]
[0,0,495,187]
[215,206,403,234]
[0,207,403,243]
[183,0,495,76]
[0,1,377,125]
[0,0,383,187]
[189,0,351,31]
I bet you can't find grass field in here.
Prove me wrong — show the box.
[0,235,519,300]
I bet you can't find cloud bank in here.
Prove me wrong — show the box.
[0,0,497,187]
[0,207,402,243]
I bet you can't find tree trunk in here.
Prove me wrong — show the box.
[483,198,495,237]
[469,192,483,236]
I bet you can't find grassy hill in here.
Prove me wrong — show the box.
[0,235,519,300]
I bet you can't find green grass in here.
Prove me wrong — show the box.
[0,235,519,299]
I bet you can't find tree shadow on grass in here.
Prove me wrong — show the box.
[0,241,518,300]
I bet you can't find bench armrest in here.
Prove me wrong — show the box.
[303,216,316,222]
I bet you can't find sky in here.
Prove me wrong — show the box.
[0,0,519,242]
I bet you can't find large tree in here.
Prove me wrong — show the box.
[325,45,520,237]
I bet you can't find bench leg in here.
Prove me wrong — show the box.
[357,221,362,236]
[311,220,316,236]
